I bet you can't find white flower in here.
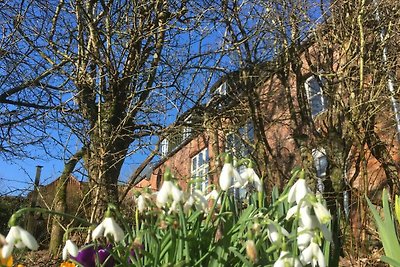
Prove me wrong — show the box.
[156,180,173,206]
[267,223,289,244]
[298,210,319,230]
[205,189,221,206]
[297,226,315,251]
[171,184,184,202]
[2,226,39,258]
[205,189,219,201]
[240,167,263,192]
[192,190,208,210]
[288,178,310,204]
[286,204,312,222]
[184,190,208,213]
[136,195,146,213]
[62,239,78,260]
[219,163,242,190]
[156,180,183,209]
[183,195,195,213]
[313,202,331,225]
[300,241,326,267]
[92,217,125,242]
[274,251,302,267]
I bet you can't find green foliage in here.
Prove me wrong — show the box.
[3,167,335,267]
[0,196,27,233]
[104,168,333,266]
[367,189,400,267]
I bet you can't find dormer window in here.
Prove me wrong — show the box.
[160,139,169,157]
[183,127,192,140]
[214,82,227,96]
[305,76,326,117]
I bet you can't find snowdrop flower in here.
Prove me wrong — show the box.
[219,154,243,191]
[240,166,263,192]
[298,210,319,230]
[205,189,221,206]
[183,195,195,213]
[62,240,79,260]
[136,195,146,213]
[288,205,332,244]
[267,222,289,244]
[286,204,312,222]
[300,240,326,267]
[92,217,125,243]
[296,226,315,251]
[2,226,39,258]
[273,251,302,267]
[312,201,331,225]
[156,169,183,209]
[205,189,219,201]
[184,190,208,213]
[288,178,310,204]
[192,190,208,211]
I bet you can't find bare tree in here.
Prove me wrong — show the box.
[0,0,214,216]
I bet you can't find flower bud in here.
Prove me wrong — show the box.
[245,240,258,263]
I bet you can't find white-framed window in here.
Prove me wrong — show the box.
[160,139,169,157]
[225,122,254,159]
[183,126,192,140]
[214,82,227,96]
[305,76,326,117]
[225,122,254,199]
[191,148,209,191]
[312,148,328,192]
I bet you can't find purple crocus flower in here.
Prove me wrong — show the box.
[73,246,96,267]
[97,246,115,267]
[73,245,114,267]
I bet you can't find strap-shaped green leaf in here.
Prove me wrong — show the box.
[367,189,400,266]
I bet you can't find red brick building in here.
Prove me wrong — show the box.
[135,35,400,209]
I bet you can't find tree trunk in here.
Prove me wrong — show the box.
[49,149,84,256]
[87,138,131,222]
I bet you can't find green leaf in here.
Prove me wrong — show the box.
[228,246,253,266]
[366,189,400,265]
[381,256,400,267]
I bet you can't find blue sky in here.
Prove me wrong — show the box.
[0,150,148,196]
[0,0,330,197]
[0,157,61,196]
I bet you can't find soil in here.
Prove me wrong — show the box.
[15,250,61,267]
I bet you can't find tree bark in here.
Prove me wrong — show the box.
[49,149,84,256]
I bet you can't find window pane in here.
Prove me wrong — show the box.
[191,148,209,191]
[306,76,326,116]
[192,157,197,171]
[316,156,328,177]
[308,77,322,96]
[226,133,235,150]
[247,123,254,141]
[198,152,204,166]
[311,95,324,116]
